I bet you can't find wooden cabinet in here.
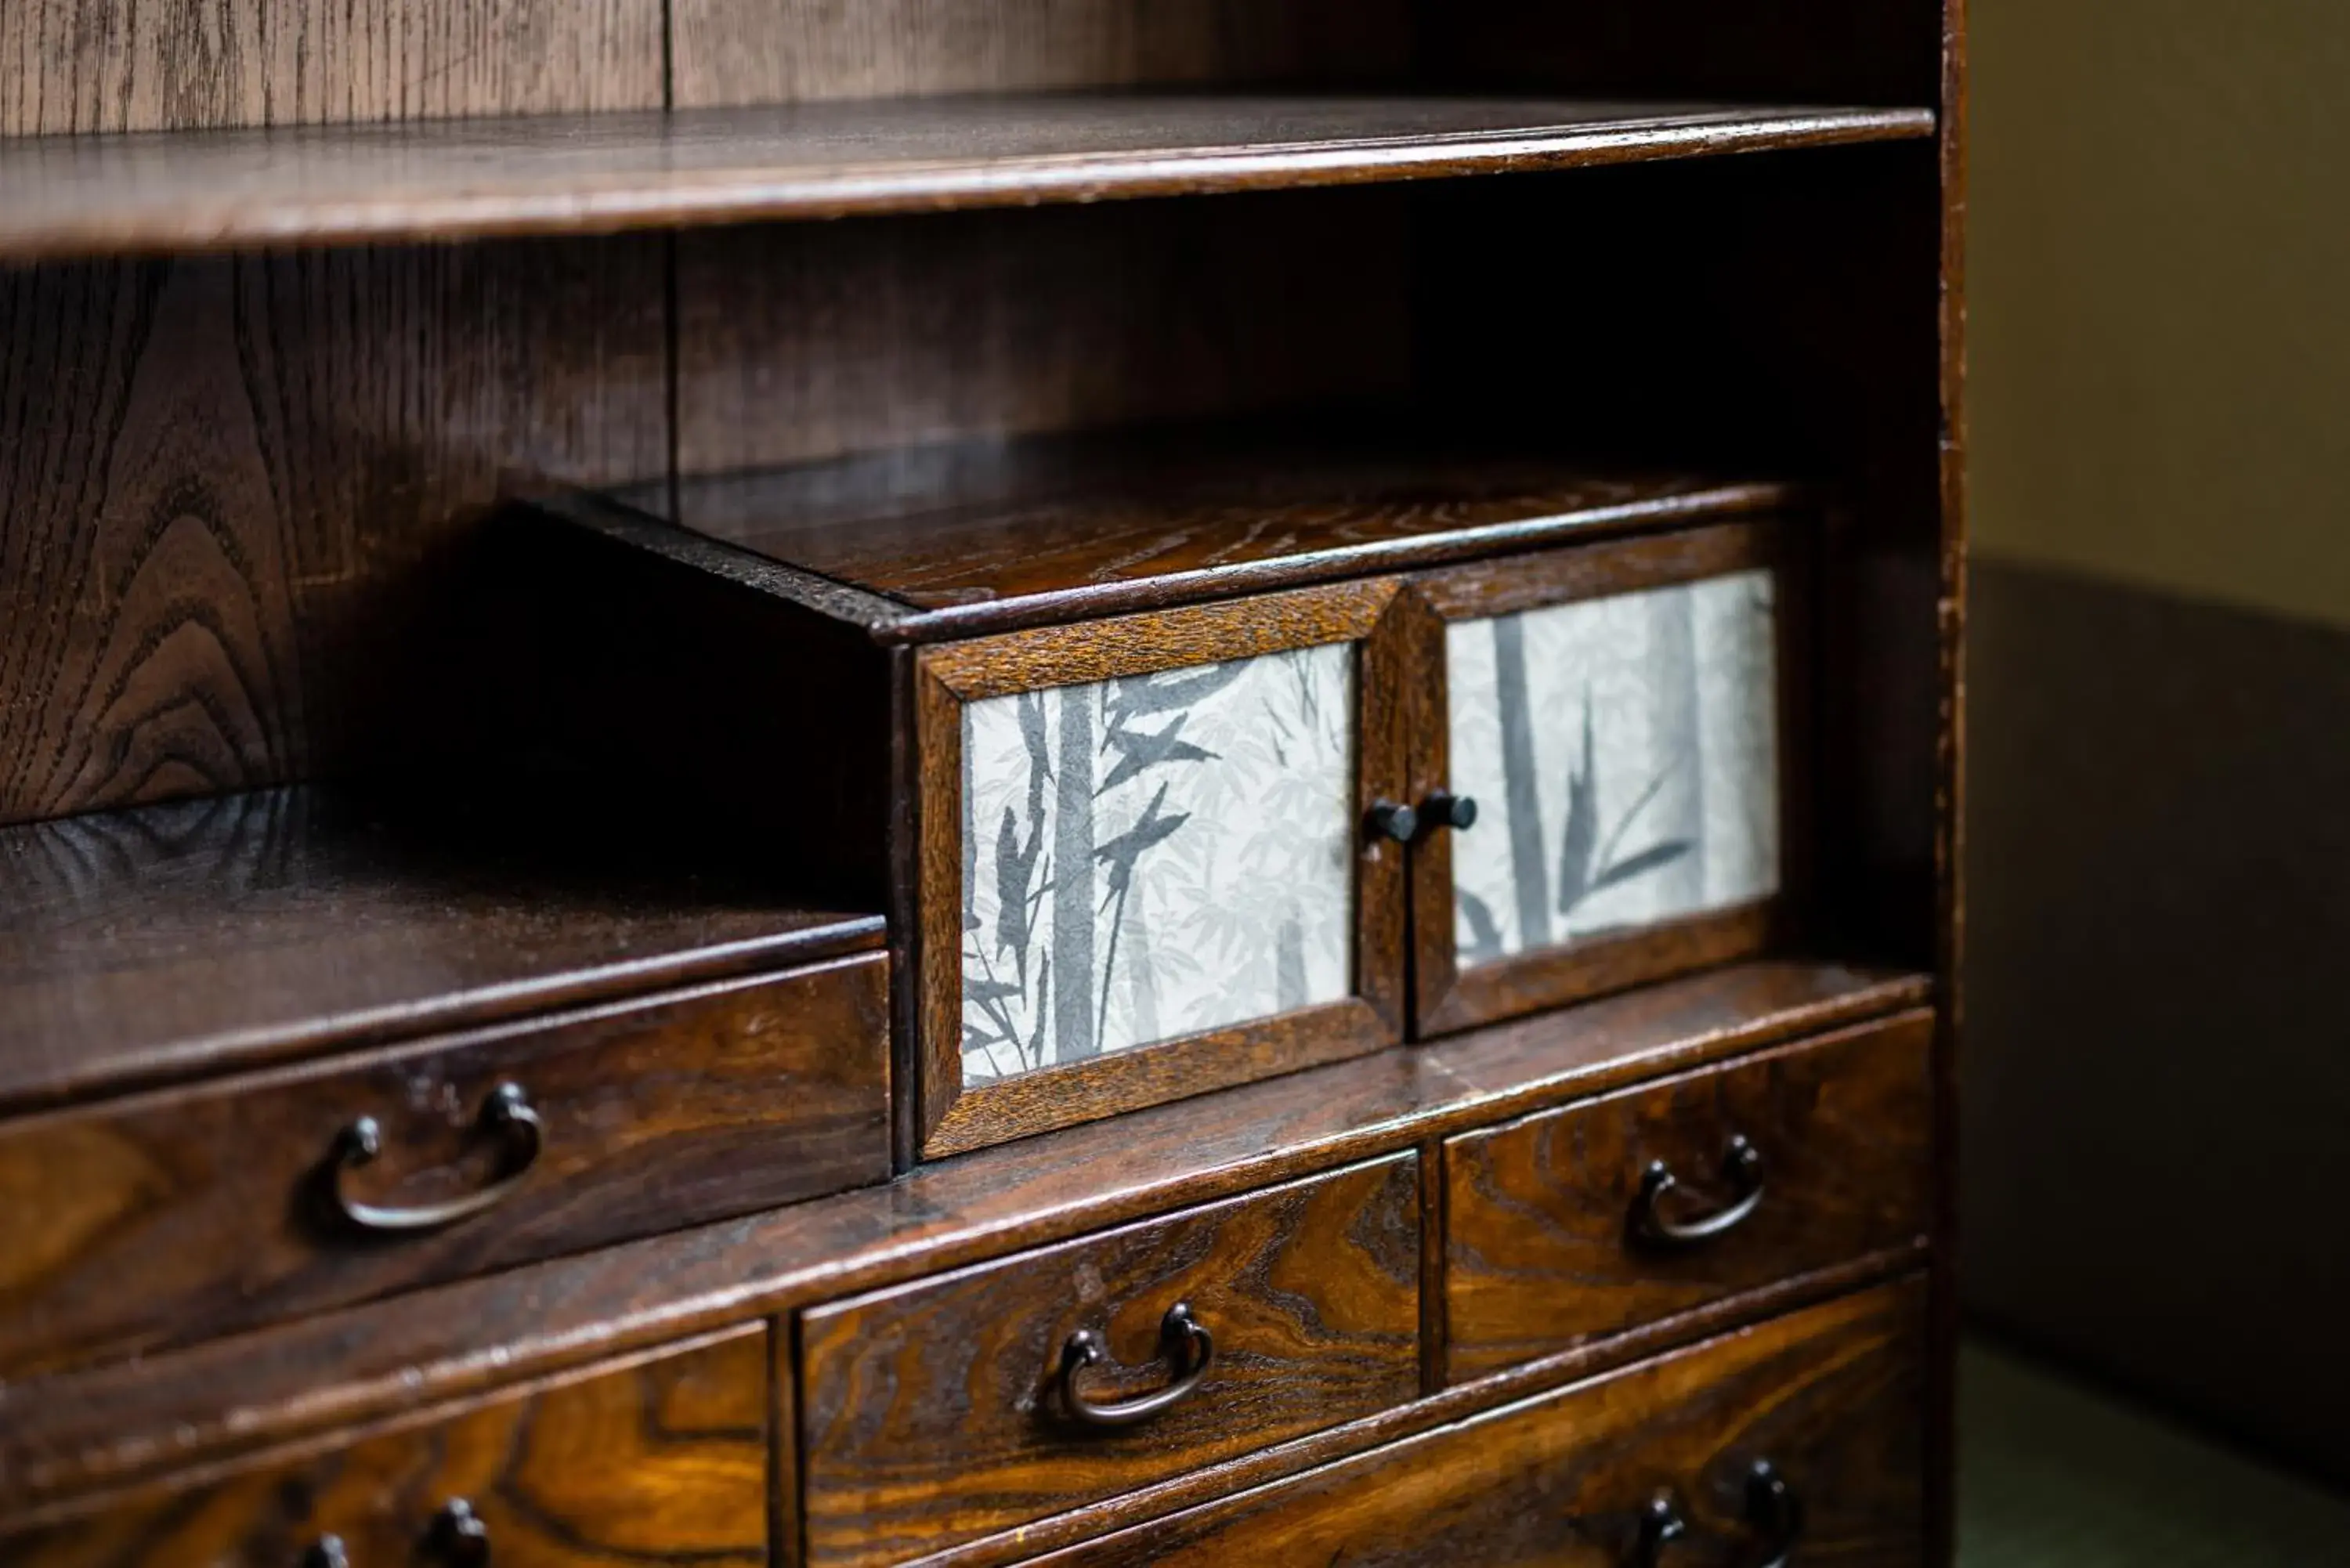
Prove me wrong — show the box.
[1019,1277,1927,1566]
[0,1328,772,1566]
[798,1155,1423,1566]
[1443,1012,1934,1382]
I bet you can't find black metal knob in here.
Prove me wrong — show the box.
[1423,791,1479,831]
[1631,1492,1689,1566]
[305,1539,351,1568]
[1366,800,1419,844]
[432,1498,490,1566]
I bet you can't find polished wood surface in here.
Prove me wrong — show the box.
[913,580,1410,1157]
[668,0,1409,108]
[0,786,881,1111]
[1025,1277,1926,1565]
[0,1326,770,1562]
[1445,1012,1933,1382]
[0,97,1934,262]
[801,1154,1420,1565]
[667,424,1794,640]
[0,240,665,829]
[0,962,1928,1514]
[0,0,663,135]
[0,956,886,1379]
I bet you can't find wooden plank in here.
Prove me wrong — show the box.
[0,99,1937,262]
[0,785,881,1111]
[0,237,667,826]
[0,0,662,135]
[669,0,1410,109]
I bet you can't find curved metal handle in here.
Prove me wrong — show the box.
[1058,1302,1214,1429]
[1632,1135,1765,1246]
[327,1083,542,1234]
[432,1498,491,1566]
[1745,1460,1804,1568]
[1629,1492,1689,1567]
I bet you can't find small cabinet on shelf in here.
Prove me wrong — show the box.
[501,435,1820,1158]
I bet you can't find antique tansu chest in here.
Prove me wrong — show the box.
[0,2,1962,1562]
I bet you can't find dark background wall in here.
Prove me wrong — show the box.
[1964,0,2350,1487]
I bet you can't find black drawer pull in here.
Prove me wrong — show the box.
[297,1500,487,1567]
[1631,1492,1689,1566]
[1632,1134,1764,1246]
[1423,790,1479,831]
[1746,1460,1803,1568]
[304,1538,349,1568]
[1057,1302,1214,1429]
[328,1083,543,1234]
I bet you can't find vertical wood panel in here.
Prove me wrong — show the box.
[670,0,1409,110]
[0,0,663,135]
[673,193,1411,481]
[0,239,667,826]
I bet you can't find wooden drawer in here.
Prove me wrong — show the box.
[1025,1277,1926,1565]
[1444,1010,1932,1381]
[0,955,888,1377]
[798,1154,1423,1566]
[0,1326,770,1566]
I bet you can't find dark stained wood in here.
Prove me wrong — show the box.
[1024,1277,1926,1566]
[669,0,1411,109]
[667,193,1415,482]
[666,421,1796,641]
[0,1325,770,1560]
[0,99,1936,262]
[798,1154,1421,1567]
[1444,1011,1932,1382]
[1410,519,1815,1035]
[0,961,1929,1515]
[913,580,1407,1158]
[0,0,662,135]
[0,784,882,1112]
[0,239,665,828]
[0,955,887,1379]
[922,1249,1922,1568]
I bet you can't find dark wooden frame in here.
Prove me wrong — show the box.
[1402,518,1814,1037]
[913,578,1413,1158]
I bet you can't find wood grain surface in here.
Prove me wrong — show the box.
[0,785,881,1111]
[0,960,1930,1517]
[1444,1011,1932,1381]
[672,419,1795,641]
[0,99,1936,261]
[1024,1277,1926,1565]
[0,955,887,1379]
[0,240,665,827]
[798,1154,1421,1566]
[0,0,661,135]
[669,0,1409,109]
[670,194,1412,482]
[0,1326,770,1563]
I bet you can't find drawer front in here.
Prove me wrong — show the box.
[1027,1277,1925,1566]
[1445,1010,1932,1381]
[799,1154,1423,1566]
[0,955,888,1377]
[0,1327,771,1566]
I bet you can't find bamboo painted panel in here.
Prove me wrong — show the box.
[1448,569,1779,966]
[960,645,1355,1081]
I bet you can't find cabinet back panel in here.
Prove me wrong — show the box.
[674,192,1413,482]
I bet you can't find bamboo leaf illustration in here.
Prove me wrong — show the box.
[1099,713,1219,793]
[1017,690,1052,821]
[1459,888,1505,963]
[1556,690,1600,916]
[992,804,1045,980]
[1589,840,1694,894]
[964,976,1023,1004]
[1094,782,1190,901]
[1108,663,1248,724]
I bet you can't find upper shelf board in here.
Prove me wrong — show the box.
[0,94,1936,260]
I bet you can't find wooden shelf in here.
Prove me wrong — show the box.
[0,93,1935,260]
[591,421,1804,643]
[0,786,880,1113]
